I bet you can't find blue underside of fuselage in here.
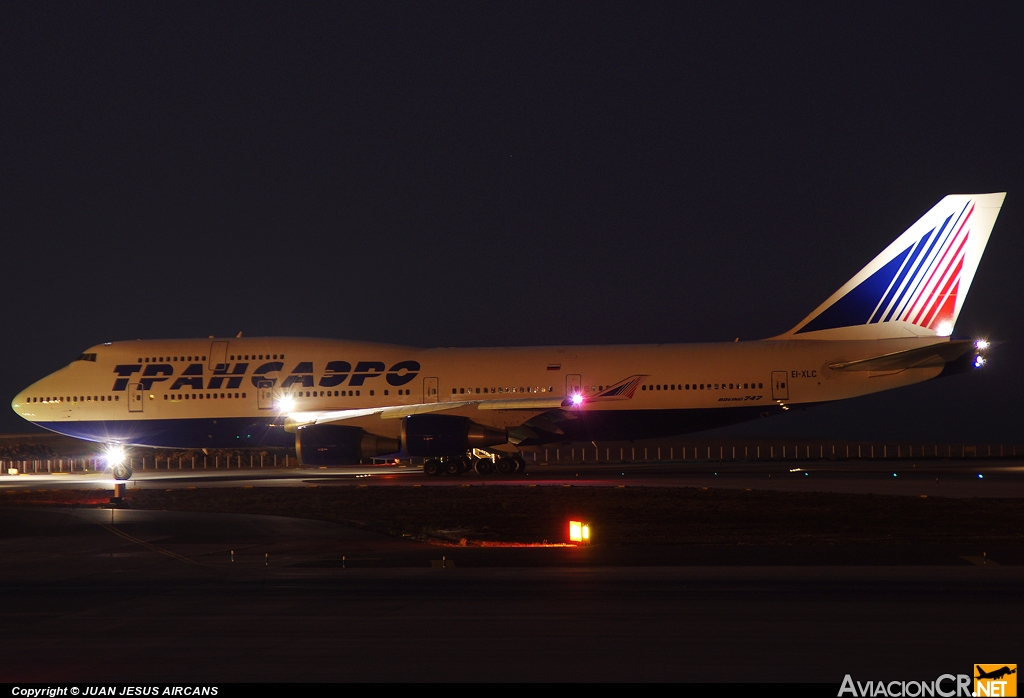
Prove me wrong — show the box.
[35,417,295,449]
[34,404,790,451]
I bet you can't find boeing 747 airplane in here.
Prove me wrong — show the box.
[12,193,1005,479]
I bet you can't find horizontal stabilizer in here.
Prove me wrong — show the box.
[828,340,975,372]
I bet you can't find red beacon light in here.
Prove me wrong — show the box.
[569,520,591,544]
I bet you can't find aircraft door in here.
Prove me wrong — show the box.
[209,341,229,372]
[566,374,581,397]
[257,380,275,410]
[128,383,144,413]
[771,371,789,400]
[424,377,438,403]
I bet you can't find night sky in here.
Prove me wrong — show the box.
[3,3,1023,443]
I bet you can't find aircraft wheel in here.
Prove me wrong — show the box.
[495,457,517,475]
[423,459,443,476]
[112,464,133,481]
[513,455,526,474]
[473,458,494,476]
[444,459,463,476]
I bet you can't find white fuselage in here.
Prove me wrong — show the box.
[12,335,953,450]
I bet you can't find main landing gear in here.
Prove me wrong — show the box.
[423,453,526,477]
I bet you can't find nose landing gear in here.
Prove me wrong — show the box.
[111,463,134,481]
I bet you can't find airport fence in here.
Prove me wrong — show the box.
[1,442,1021,474]
[525,441,1024,465]
[0,452,299,474]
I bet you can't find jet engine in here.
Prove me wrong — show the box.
[401,414,507,457]
[295,424,400,466]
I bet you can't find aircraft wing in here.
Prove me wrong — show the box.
[284,374,647,428]
[828,339,976,372]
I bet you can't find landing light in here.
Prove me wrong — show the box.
[276,396,296,414]
[975,339,990,351]
[105,445,126,468]
[974,356,986,368]
[570,393,584,407]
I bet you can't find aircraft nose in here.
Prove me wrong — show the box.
[12,378,46,423]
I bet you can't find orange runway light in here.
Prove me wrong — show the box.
[569,520,591,544]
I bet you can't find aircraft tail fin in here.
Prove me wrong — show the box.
[777,193,1005,340]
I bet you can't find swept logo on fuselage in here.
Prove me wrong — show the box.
[111,360,421,392]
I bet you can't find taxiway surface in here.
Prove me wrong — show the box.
[3,458,1024,497]
[1,505,1021,682]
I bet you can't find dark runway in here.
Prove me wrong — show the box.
[1,505,1021,682]
[4,457,1024,497]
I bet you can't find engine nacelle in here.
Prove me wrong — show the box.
[295,425,400,466]
[401,414,507,457]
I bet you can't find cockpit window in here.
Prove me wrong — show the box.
[76,353,97,362]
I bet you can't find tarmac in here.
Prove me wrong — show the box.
[4,458,1024,496]
[2,460,1022,681]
